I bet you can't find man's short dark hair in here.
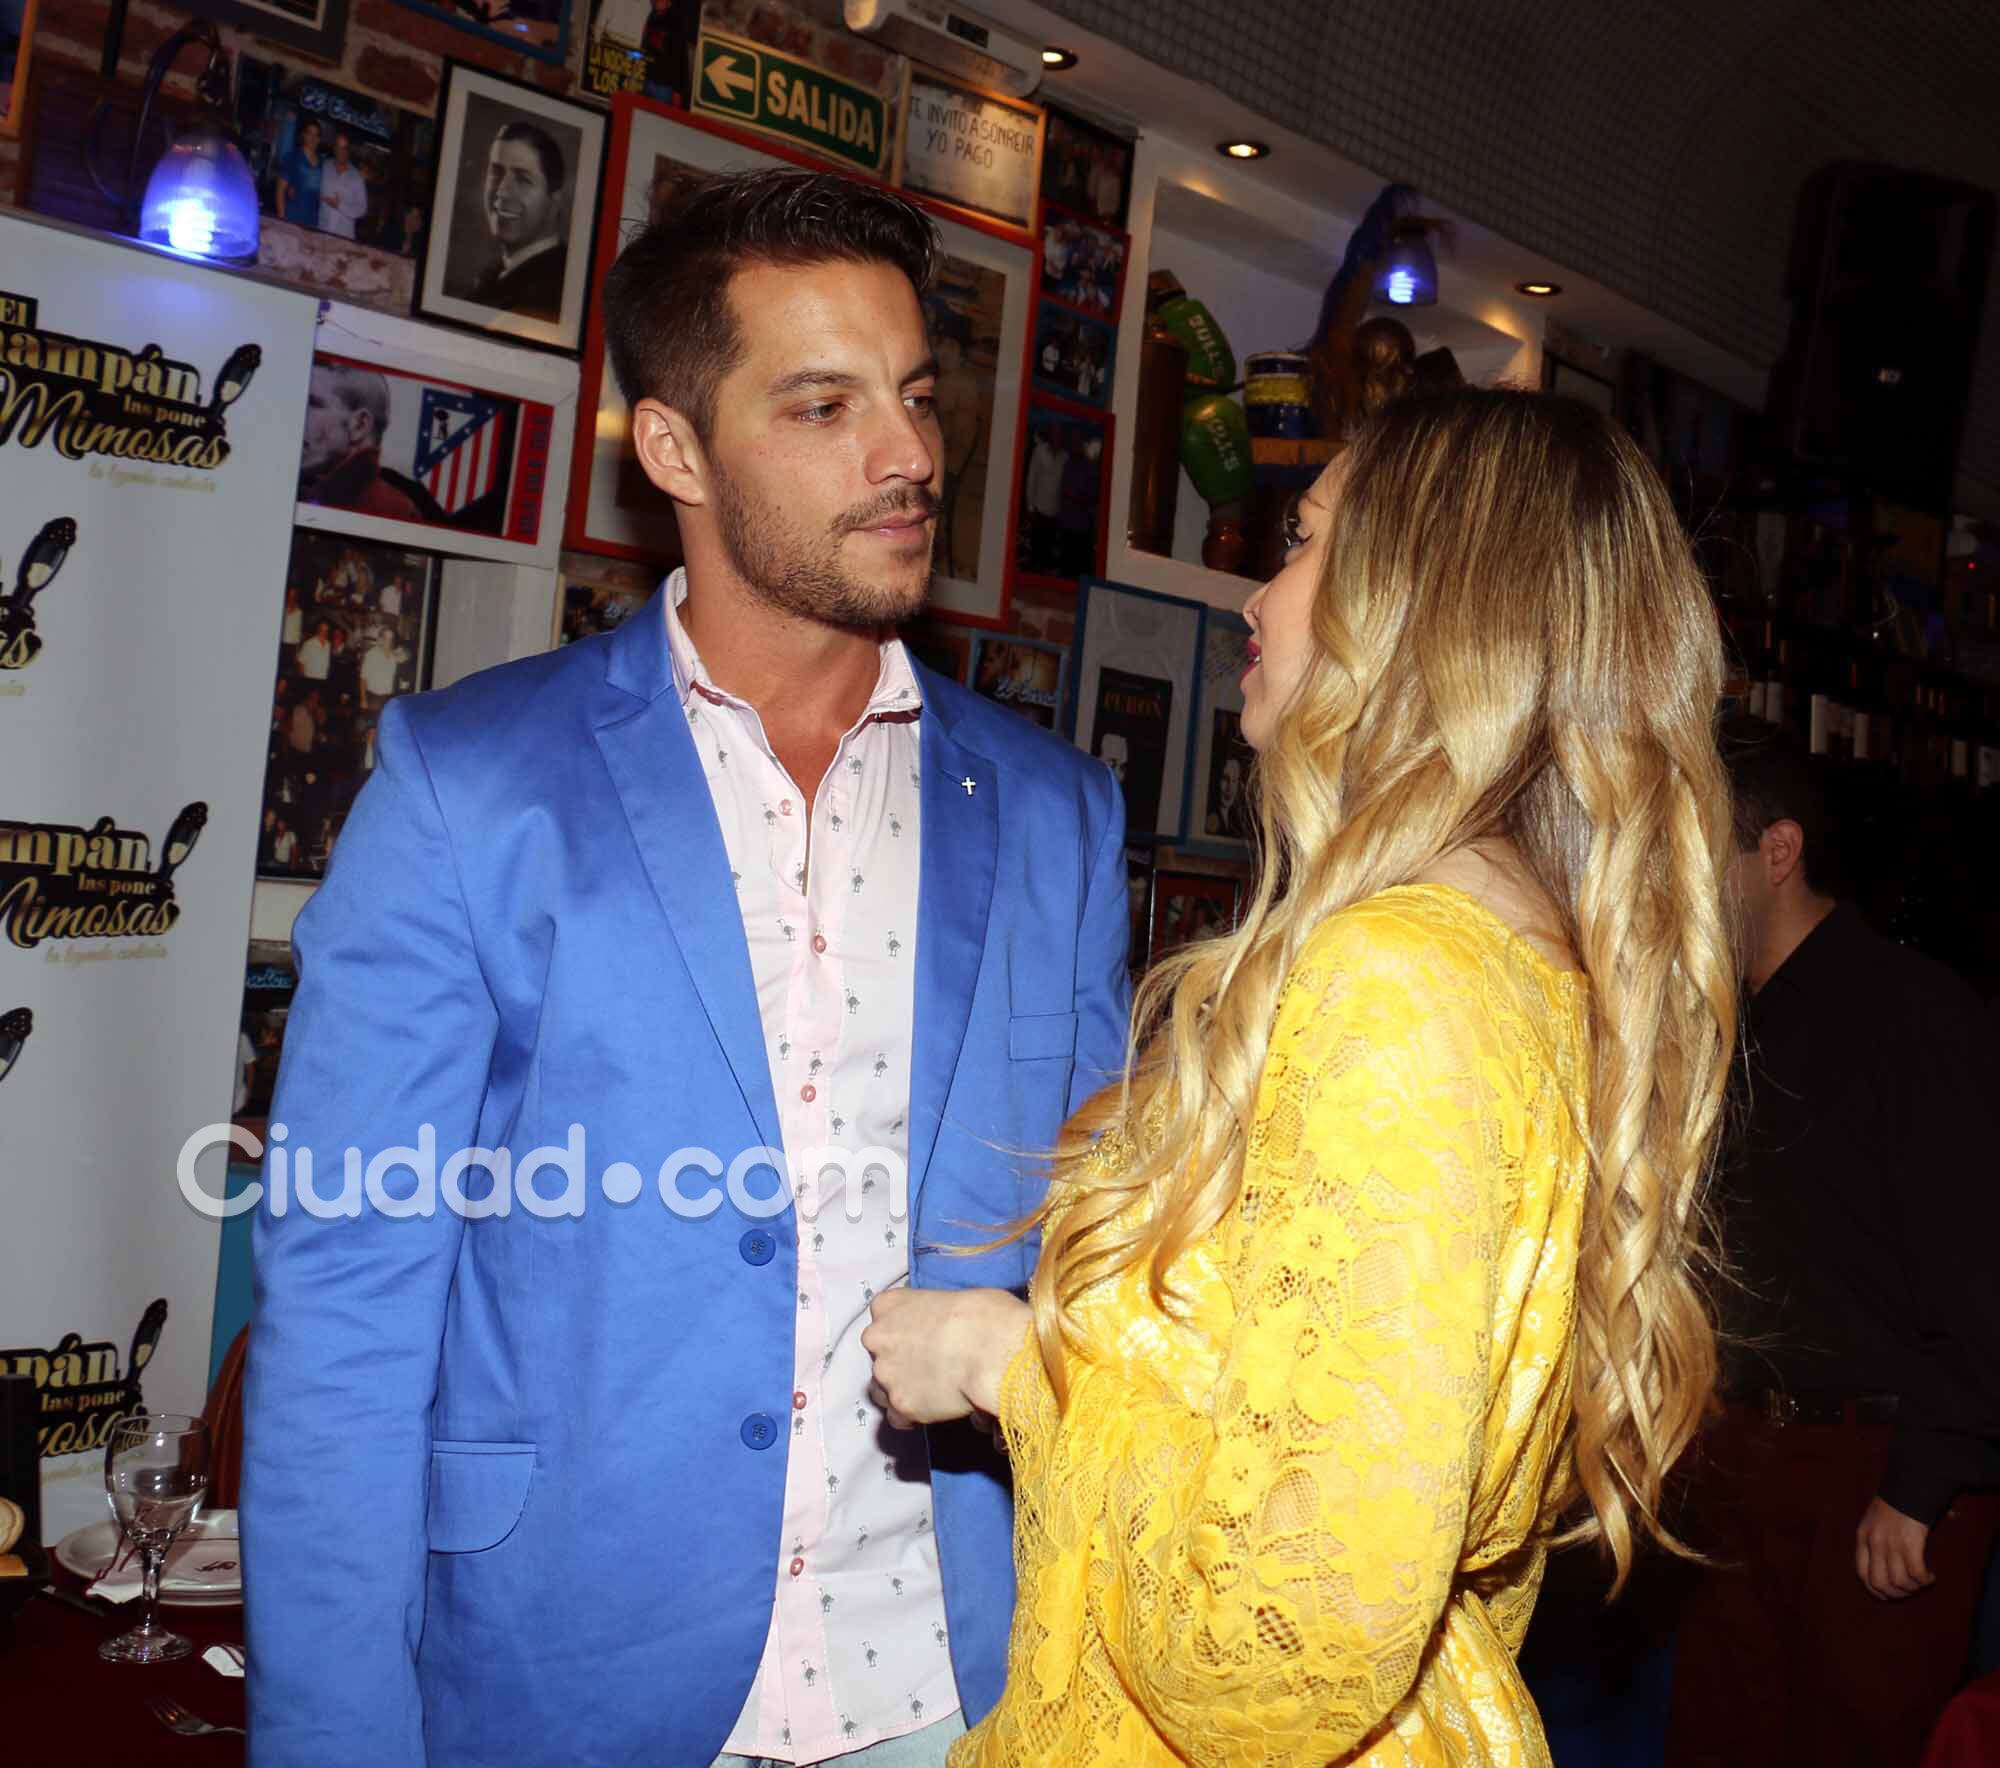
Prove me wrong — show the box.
[1720,714,1842,894]
[494,120,566,195]
[600,168,937,437]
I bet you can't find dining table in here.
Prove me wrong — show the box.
[1,1558,246,1764]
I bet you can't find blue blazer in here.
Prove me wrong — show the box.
[242,595,1131,1766]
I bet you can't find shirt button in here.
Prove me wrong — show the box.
[789,1557,805,1577]
[811,932,827,954]
[740,1412,778,1450]
[738,1229,775,1266]
[801,1083,817,1102]
[793,1389,807,1410]
[780,798,793,814]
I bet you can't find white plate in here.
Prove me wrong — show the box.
[55,1510,242,1608]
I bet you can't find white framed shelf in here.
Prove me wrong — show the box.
[1103,132,1542,612]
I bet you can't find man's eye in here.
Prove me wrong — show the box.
[798,403,843,424]
[906,394,938,418]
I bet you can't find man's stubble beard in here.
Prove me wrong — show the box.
[710,460,936,633]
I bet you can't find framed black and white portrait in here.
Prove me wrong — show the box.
[1069,578,1204,844]
[416,63,605,354]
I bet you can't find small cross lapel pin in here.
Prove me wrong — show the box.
[959,776,977,795]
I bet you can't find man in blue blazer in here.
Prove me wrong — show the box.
[243,170,1130,1766]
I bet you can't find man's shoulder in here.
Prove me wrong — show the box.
[391,636,613,769]
[922,670,1112,805]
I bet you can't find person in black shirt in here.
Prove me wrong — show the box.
[1667,719,2000,1768]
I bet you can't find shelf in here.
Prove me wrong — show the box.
[1099,132,1541,611]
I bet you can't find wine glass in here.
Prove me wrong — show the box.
[99,1413,209,1664]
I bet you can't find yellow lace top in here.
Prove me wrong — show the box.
[953,884,1591,1768]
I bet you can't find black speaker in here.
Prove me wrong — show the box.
[1767,162,1995,503]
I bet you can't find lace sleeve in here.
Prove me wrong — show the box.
[1011,929,1506,1764]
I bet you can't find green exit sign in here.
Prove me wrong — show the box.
[692,29,890,176]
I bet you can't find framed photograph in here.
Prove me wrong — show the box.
[189,0,348,60]
[580,0,698,105]
[1124,842,1153,974]
[1545,353,1617,417]
[390,0,570,64]
[1015,397,1113,592]
[1,0,38,138]
[1185,609,1256,855]
[236,941,299,1126]
[416,63,607,353]
[1041,105,1132,228]
[261,530,439,882]
[1150,868,1242,961]
[1069,577,1204,843]
[969,632,1068,730]
[1032,298,1115,409]
[1041,204,1126,318]
[899,617,976,687]
[235,56,437,258]
[571,97,1034,627]
[896,70,1043,232]
[552,549,655,647]
[297,302,578,568]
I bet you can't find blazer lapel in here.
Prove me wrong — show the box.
[909,701,998,1208]
[592,595,782,1156]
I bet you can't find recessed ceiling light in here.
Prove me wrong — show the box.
[1041,46,1077,69]
[1218,140,1270,161]
[1516,280,1562,297]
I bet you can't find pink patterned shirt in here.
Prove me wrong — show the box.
[660,577,958,1761]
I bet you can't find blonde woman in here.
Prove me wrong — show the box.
[864,387,1737,1766]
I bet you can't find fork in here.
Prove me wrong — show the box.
[147,1697,245,1738]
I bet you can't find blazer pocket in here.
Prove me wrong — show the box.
[427,1440,536,1554]
[1009,1011,1078,1062]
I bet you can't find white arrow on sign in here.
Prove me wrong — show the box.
[704,52,755,102]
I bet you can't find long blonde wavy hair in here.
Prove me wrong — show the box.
[1034,387,1737,1590]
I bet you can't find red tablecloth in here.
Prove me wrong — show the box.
[1922,1668,2000,1768]
[0,1564,245,1764]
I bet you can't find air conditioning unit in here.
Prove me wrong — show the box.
[843,0,1044,99]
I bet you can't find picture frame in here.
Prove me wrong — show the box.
[1040,105,1133,228]
[1123,841,1154,974]
[1184,608,1256,856]
[579,0,698,106]
[234,55,436,260]
[1069,577,1205,844]
[1544,352,1617,417]
[896,69,1044,233]
[570,96,1035,628]
[968,632,1068,731]
[1040,203,1127,320]
[390,0,571,65]
[415,62,607,354]
[259,530,440,883]
[297,302,579,569]
[551,549,656,647]
[188,0,348,61]
[1149,867,1242,961]
[1032,297,1115,410]
[899,617,977,687]
[1,0,39,138]
[1014,396,1114,593]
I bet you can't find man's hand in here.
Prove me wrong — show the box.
[1856,1496,1935,1599]
[862,1287,1031,1431]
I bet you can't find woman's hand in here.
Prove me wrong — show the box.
[862,1286,1032,1430]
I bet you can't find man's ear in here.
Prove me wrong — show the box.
[631,399,708,508]
[1762,818,1807,890]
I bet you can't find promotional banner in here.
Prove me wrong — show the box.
[0,213,316,1542]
